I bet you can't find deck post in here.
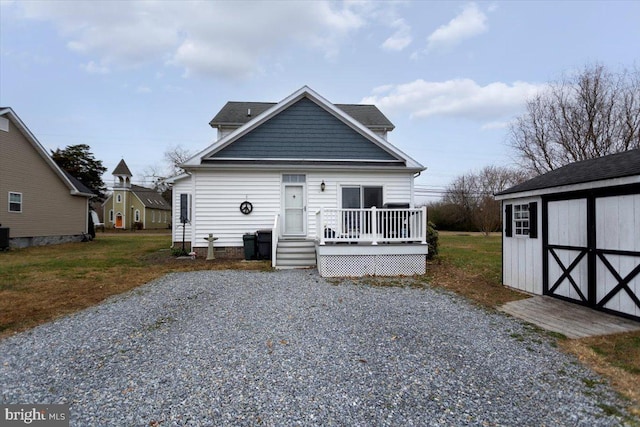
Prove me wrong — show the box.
[319,208,325,245]
[421,206,427,244]
[371,206,378,245]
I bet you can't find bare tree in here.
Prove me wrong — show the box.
[164,145,194,176]
[143,145,194,199]
[510,64,640,175]
[441,166,525,234]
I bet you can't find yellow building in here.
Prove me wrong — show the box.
[102,160,170,230]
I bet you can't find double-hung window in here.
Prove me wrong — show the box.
[513,204,530,236]
[8,192,22,212]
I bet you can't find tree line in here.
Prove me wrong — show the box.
[428,63,640,233]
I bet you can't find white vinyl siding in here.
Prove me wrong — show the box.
[177,170,414,248]
[502,197,543,294]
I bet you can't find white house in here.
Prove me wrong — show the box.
[495,149,640,321]
[170,86,428,276]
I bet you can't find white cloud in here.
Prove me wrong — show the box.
[136,86,151,94]
[16,1,370,79]
[362,79,544,122]
[381,18,412,51]
[81,61,109,74]
[427,2,488,51]
[481,120,511,130]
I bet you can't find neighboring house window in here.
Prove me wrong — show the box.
[116,194,122,203]
[8,192,22,212]
[513,204,530,236]
[179,194,191,223]
[109,209,114,222]
[164,212,167,223]
[152,211,155,223]
[134,209,140,222]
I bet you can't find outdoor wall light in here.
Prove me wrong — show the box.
[321,180,326,192]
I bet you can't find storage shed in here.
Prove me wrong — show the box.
[495,149,640,321]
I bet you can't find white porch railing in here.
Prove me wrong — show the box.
[272,213,280,267]
[316,206,427,245]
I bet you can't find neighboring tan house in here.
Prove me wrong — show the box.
[0,107,94,248]
[495,149,640,321]
[169,86,428,277]
[102,159,171,230]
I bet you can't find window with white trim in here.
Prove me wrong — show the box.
[116,194,122,203]
[513,204,530,236]
[8,192,22,212]
[152,211,155,223]
[109,209,114,222]
[134,209,140,222]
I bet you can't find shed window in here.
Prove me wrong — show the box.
[9,192,22,212]
[513,204,530,236]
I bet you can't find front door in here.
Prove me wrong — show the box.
[115,213,123,228]
[284,185,305,235]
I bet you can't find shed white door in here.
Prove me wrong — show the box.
[595,194,640,318]
[544,191,640,319]
[284,185,305,235]
[545,198,589,303]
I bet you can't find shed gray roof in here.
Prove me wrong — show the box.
[210,101,395,130]
[496,149,640,196]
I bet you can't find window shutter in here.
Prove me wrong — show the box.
[504,204,513,237]
[180,194,190,223]
[528,202,538,238]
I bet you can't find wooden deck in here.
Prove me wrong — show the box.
[499,296,640,339]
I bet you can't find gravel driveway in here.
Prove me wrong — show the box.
[0,269,634,426]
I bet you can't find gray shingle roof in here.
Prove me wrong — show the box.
[209,101,394,130]
[131,185,171,210]
[63,171,95,196]
[496,149,640,196]
[112,159,132,176]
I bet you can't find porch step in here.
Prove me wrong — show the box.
[276,239,316,269]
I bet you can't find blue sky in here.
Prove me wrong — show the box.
[2,1,639,202]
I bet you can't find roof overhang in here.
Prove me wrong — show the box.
[0,107,92,198]
[495,175,640,200]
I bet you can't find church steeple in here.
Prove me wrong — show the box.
[112,159,132,189]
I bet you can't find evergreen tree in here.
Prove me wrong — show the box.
[51,144,108,199]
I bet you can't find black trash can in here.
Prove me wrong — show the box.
[256,229,272,260]
[243,233,256,260]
